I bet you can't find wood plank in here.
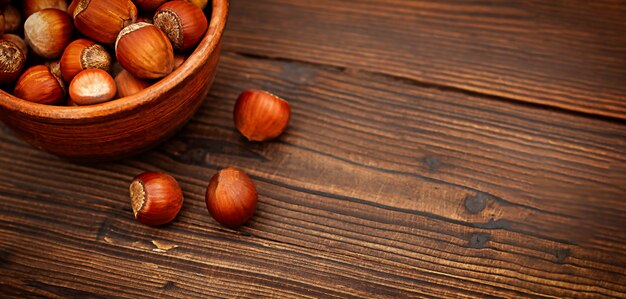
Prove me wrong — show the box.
[224,0,626,119]
[1,52,626,297]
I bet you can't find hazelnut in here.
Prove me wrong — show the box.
[133,0,169,12]
[0,10,5,36]
[234,90,292,142]
[0,39,26,84]
[135,16,153,24]
[46,59,63,83]
[2,34,28,58]
[3,5,21,33]
[115,22,174,79]
[69,69,117,106]
[186,0,208,9]
[154,0,208,51]
[173,54,186,69]
[111,61,124,77]
[115,69,152,98]
[60,39,112,82]
[205,167,258,227]
[14,65,65,105]
[24,8,73,59]
[67,0,78,15]
[130,172,184,226]
[71,0,138,44]
[23,0,68,18]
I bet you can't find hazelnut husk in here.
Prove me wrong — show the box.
[60,38,112,82]
[234,90,292,142]
[69,69,117,106]
[205,167,258,227]
[71,0,138,44]
[14,64,65,105]
[153,0,208,51]
[115,22,174,79]
[24,8,73,59]
[0,39,26,84]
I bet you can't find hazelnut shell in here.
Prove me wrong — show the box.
[0,39,26,84]
[23,0,68,18]
[72,0,138,44]
[2,34,28,57]
[130,172,184,226]
[205,167,258,227]
[14,65,65,105]
[24,8,74,59]
[3,5,21,33]
[115,69,152,98]
[133,0,169,12]
[154,0,208,51]
[234,90,292,142]
[69,69,117,106]
[60,38,112,82]
[187,0,208,9]
[115,22,174,79]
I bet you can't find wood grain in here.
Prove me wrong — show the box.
[224,0,626,120]
[1,51,625,298]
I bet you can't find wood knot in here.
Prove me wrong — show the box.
[555,248,570,264]
[424,156,441,171]
[469,232,490,248]
[465,192,489,214]
[162,281,177,291]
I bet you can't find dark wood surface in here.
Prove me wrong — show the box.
[2,1,626,298]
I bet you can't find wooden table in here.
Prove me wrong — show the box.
[2,1,626,298]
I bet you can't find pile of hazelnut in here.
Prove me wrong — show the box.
[0,0,208,106]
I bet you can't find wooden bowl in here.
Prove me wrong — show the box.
[0,0,228,162]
